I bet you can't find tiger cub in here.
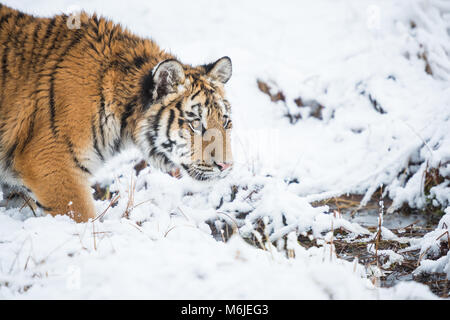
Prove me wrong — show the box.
[0,4,233,222]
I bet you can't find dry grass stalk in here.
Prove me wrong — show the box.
[312,193,386,217]
[217,211,239,236]
[92,220,97,251]
[93,193,121,222]
[330,219,334,261]
[122,177,136,219]
[15,193,37,217]
[435,229,450,250]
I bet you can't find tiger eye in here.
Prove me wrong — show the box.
[192,119,201,129]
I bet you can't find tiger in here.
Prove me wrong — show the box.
[0,4,233,222]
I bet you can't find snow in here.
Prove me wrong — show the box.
[413,207,450,278]
[1,0,449,299]
[0,217,376,299]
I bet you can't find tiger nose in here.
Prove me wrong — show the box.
[216,162,232,171]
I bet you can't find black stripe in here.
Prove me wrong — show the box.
[148,146,158,158]
[35,201,53,211]
[1,44,10,90]
[44,19,65,136]
[140,71,154,111]
[133,56,146,69]
[175,100,183,112]
[120,97,137,136]
[107,26,116,48]
[20,107,38,153]
[112,138,121,153]
[147,105,166,150]
[28,21,41,75]
[42,17,65,62]
[48,29,83,136]
[48,76,57,135]
[166,109,175,139]
[42,18,56,45]
[161,140,174,152]
[174,102,185,129]
[185,111,197,119]
[18,22,31,74]
[97,67,107,147]
[191,90,201,100]
[22,19,44,147]
[37,18,57,67]
[53,24,83,64]
[92,14,99,28]
[4,141,18,170]
[65,137,91,174]
[98,94,106,146]
[10,12,26,47]
[91,118,104,161]
[0,13,19,101]
[87,41,100,55]
[73,157,91,175]
[153,105,166,134]
[205,94,211,109]
[11,13,31,78]
[117,33,138,44]
[0,13,12,31]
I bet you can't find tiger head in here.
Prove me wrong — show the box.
[135,57,233,181]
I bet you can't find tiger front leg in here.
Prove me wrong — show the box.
[27,170,95,222]
[17,155,96,223]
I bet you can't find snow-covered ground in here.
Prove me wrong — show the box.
[1,0,449,299]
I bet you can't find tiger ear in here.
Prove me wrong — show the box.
[152,59,185,100]
[206,56,232,84]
